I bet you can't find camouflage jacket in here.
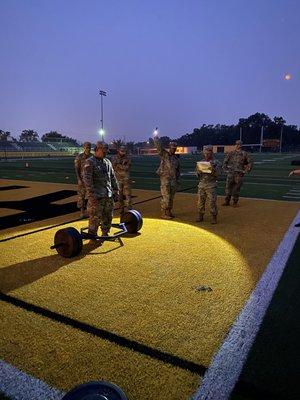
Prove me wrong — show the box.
[223,150,252,174]
[196,159,222,187]
[83,156,119,198]
[154,138,180,181]
[74,152,91,180]
[111,154,131,180]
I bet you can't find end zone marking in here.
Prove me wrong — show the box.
[192,210,300,400]
[0,359,63,400]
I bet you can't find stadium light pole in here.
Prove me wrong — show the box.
[99,90,107,142]
[260,126,264,153]
[279,125,283,153]
[239,126,242,141]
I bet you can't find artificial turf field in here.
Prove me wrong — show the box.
[0,153,300,400]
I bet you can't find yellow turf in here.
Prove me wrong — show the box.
[1,180,299,399]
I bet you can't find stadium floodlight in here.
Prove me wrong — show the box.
[153,127,159,137]
[98,128,105,140]
[98,89,107,132]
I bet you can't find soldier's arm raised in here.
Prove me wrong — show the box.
[154,137,166,157]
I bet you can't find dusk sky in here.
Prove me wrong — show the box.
[0,0,299,143]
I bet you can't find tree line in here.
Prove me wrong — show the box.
[1,113,300,151]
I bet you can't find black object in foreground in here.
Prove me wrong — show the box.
[291,159,300,166]
[50,210,143,258]
[61,381,128,400]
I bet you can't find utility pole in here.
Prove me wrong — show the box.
[239,126,242,141]
[260,126,264,153]
[99,90,107,141]
[279,125,283,153]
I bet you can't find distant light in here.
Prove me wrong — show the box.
[153,127,159,137]
[98,129,105,137]
[284,73,292,80]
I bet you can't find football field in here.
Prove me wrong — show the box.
[0,153,300,400]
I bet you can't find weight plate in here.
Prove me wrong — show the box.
[61,381,128,400]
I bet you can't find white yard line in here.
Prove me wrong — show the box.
[0,360,64,400]
[192,211,300,400]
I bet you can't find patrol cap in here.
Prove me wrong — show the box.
[95,141,109,151]
[203,145,213,151]
[118,145,126,152]
[169,141,177,148]
[83,141,91,147]
[236,140,243,145]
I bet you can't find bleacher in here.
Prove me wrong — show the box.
[0,142,20,151]
[17,141,54,152]
[46,141,80,152]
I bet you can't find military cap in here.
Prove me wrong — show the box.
[203,145,213,151]
[236,140,243,145]
[83,141,91,147]
[118,145,127,152]
[169,141,177,148]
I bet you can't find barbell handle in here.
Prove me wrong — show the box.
[50,243,66,250]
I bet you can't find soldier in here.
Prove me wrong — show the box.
[196,145,222,224]
[112,145,132,214]
[74,141,92,217]
[222,140,252,207]
[154,136,180,219]
[83,142,119,243]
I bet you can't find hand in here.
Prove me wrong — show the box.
[289,171,294,177]
[77,178,83,185]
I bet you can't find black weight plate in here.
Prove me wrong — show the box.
[54,227,82,258]
[62,381,128,400]
[66,227,83,257]
[129,209,143,232]
[121,210,141,233]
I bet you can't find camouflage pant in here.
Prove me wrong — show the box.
[198,184,218,216]
[117,177,132,209]
[87,196,114,235]
[225,173,244,202]
[77,183,87,209]
[160,177,177,210]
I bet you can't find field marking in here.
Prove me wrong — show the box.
[192,210,300,400]
[0,359,63,400]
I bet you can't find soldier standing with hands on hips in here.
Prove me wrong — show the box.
[153,131,180,220]
[222,140,252,207]
[83,142,119,244]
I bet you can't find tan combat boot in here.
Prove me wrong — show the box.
[210,215,217,224]
[196,213,204,222]
[161,209,172,220]
[168,208,175,218]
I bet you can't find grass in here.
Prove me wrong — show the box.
[1,153,300,201]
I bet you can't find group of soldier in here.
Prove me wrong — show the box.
[74,138,252,242]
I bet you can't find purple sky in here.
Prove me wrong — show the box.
[1,0,299,143]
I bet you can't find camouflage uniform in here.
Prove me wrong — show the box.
[197,158,222,220]
[154,137,180,217]
[74,152,91,210]
[83,155,119,235]
[223,150,252,205]
[112,153,132,211]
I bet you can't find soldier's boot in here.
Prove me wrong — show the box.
[168,208,175,218]
[88,231,98,246]
[120,207,125,217]
[232,199,239,208]
[222,196,231,206]
[161,209,172,220]
[196,213,204,222]
[80,208,88,218]
[210,215,217,224]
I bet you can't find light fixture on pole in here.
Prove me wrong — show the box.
[99,90,107,142]
[153,127,159,137]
